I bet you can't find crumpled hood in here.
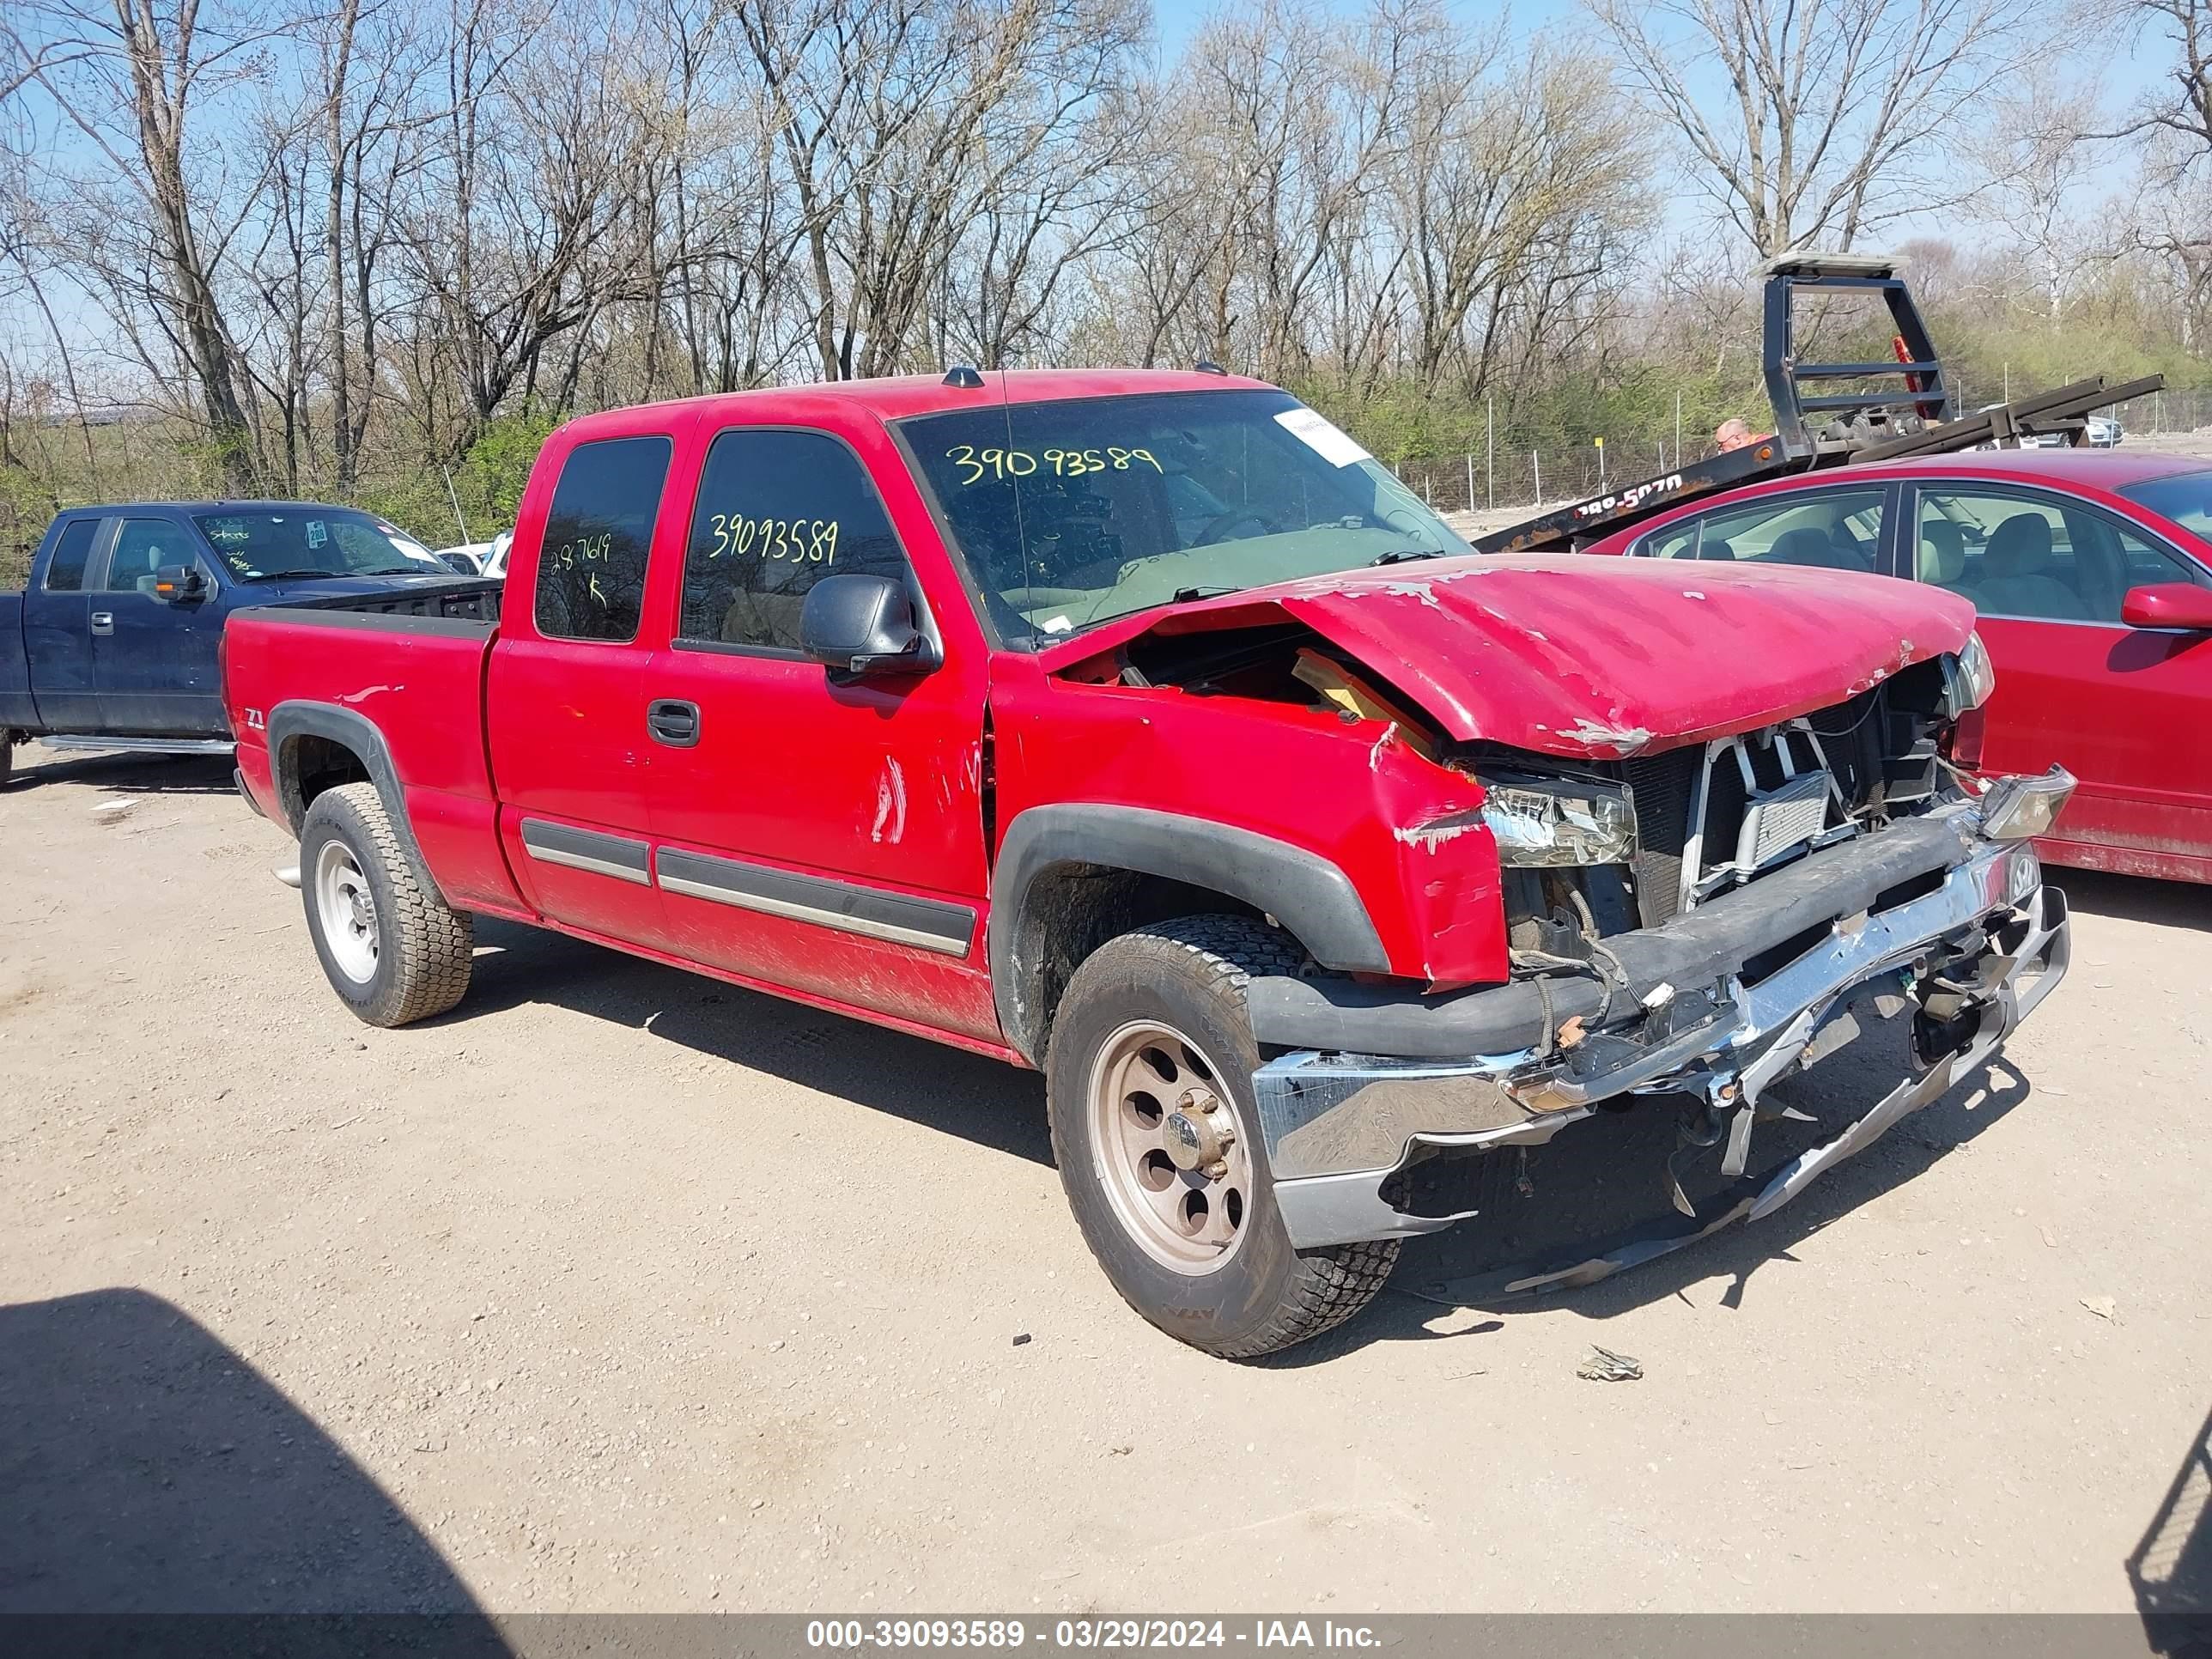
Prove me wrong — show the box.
[1042,550,1975,758]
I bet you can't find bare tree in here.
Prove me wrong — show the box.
[1964,71,2105,322]
[1587,0,2035,258]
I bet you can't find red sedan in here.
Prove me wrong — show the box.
[1578,448,2212,884]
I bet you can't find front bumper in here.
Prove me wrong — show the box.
[1251,805,2069,1261]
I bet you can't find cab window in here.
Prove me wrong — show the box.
[42,519,99,591]
[1640,489,1886,572]
[1913,487,2203,623]
[533,435,673,643]
[677,428,910,653]
[103,520,195,594]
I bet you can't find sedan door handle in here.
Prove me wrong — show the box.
[89,611,114,635]
[647,698,701,747]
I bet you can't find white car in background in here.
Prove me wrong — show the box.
[434,530,512,577]
[1975,404,2123,449]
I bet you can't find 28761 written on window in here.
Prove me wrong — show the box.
[534,435,674,642]
[678,428,909,653]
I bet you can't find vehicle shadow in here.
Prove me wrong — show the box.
[1,746,235,797]
[2058,867,2212,933]
[0,1287,506,1632]
[1269,1012,2039,1364]
[454,922,2049,1364]
[2130,1402,2212,1657]
[453,919,1052,1166]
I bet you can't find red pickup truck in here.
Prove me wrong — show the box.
[223,369,2073,1357]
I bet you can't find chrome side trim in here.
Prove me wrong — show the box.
[36,734,235,756]
[655,847,975,957]
[519,817,652,886]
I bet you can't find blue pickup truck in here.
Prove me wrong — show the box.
[1,501,468,785]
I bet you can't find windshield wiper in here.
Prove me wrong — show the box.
[246,568,337,581]
[1171,585,1242,604]
[1369,548,1449,566]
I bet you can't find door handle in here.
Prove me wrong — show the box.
[647,698,701,747]
[89,611,114,635]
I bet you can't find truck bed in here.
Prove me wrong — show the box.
[239,578,506,627]
[224,578,520,915]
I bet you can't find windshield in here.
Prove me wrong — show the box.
[901,389,1470,647]
[2117,471,2212,540]
[192,509,430,580]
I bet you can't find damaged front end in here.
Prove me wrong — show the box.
[1246,734,2074,1281]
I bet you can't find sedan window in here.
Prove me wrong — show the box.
[1642,489,1885,573]
[1915,488,2202,623]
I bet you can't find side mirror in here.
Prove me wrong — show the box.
[799,574,936,678]
[2120,582,2212,631]
[153,564,207,605]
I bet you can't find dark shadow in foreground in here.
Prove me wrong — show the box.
[2130,1402,2212,1658]
[0,1287,505,1647]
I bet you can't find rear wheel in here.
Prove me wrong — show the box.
[299,782,473,1026]
[1046,915,1398,1358]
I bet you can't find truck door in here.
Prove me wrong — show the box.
[90,515,228,736]
[21,515,106,732]
[486,428,684,946]
[641,417,1000,1044]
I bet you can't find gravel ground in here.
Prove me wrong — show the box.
[2,744,2209,1621]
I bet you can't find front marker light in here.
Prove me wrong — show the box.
[1978,765,2075,841]
[1480,775,1638,866]
[1942,631,1996,716]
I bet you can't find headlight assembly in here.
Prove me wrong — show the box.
[1978,765,2075,842]
[1479,775,1638,867]
[1941,631,1996,717]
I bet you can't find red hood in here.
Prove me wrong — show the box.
[1040,551,1975,759]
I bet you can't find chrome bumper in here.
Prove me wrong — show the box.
[1257,835,2069,1255]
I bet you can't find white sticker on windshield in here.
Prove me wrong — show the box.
[306,520,327,548]
[1040,615,1073,635]
[1273,408,1371,468]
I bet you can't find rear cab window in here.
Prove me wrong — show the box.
[42,519,100,591]
[534,435,675,642]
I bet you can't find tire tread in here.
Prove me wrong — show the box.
[307,782,472,1025]
[1047,914,1397,1358]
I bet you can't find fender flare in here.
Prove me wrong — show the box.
[990,803,1390,1063]
[265,701,441,896]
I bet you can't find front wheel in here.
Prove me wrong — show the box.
[1045,915,1397,1358]
[299,782,473,1026]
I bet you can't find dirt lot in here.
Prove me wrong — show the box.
[3,744,2209,1620]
